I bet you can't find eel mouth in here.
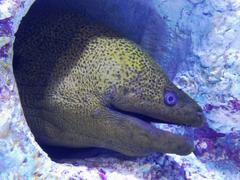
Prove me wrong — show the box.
[108,104,195,140]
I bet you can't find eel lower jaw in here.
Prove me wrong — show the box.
[130,116,195,155]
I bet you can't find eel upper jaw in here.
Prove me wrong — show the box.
[109,104,204,129]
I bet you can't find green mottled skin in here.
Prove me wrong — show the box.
[13,7,204,156]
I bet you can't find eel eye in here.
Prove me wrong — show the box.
[164,90,177,106]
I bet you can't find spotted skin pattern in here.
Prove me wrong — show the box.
[13,6,205,156]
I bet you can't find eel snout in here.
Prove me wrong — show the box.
[100,82,205,156]
[98,47,206,156]
[108,84,205,128]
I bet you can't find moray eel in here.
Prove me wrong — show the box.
[13,5,205,157]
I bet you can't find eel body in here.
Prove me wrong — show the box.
[13,4,205,156]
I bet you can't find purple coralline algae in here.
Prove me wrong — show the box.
[0,0,239,179]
